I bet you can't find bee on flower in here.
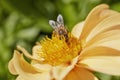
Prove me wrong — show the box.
[49,14,69,42]
[8,4,120,80]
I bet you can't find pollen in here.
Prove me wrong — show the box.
[39,33,81,66]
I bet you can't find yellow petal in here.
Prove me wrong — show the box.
[9,50,51,80]
[17,45,44,63]
[63,66,98,80]
[80,4,119,41]
[71,21,85,39]
[94,30,120,51]
[31,62,52,72]
[52,56,79,80]
[80,30,120,58]
[15,72,51,80]
[16,76,25,80]
[17,45,34,59]
[16,73,51,80]
[8,58,17,75]
[31,45,53,71]
[80,56,120,75]
[80,46,120,58]
[32,44,44,61]
[84,30,120,53]
[11,50,39,73]
[86,14,120,42]
[86,30,120,47]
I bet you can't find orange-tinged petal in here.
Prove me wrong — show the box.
[80,56,120,75]
[9,50,51,80]
[80,30,120,57]
[52,56,79,80]
[93,31,120,51]
[63,66,98,80]
[80,4,119,41]
[81,30,120,56]
[86,30,120,47]
[80,46,120,58]
[86,14,120,42]
[71,21,85,39]
[79,29,120,58]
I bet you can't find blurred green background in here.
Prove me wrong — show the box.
[0,0,120,80]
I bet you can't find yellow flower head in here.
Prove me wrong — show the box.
[8,4,120,80]
[39,15,81,66]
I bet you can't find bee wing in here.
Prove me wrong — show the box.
[57,14,64,26]
[49,14,64,29]
[49,20,57,29]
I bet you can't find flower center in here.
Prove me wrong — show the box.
[39,33,81,66]
[36,14,81,66]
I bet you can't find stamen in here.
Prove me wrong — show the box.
[36,14,81,66]
[39,34,81,66]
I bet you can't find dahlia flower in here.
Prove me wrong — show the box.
[8,4,120,80]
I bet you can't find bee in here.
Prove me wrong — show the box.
[49,14,68,41]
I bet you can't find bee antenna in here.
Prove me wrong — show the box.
[57,14,64,25]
